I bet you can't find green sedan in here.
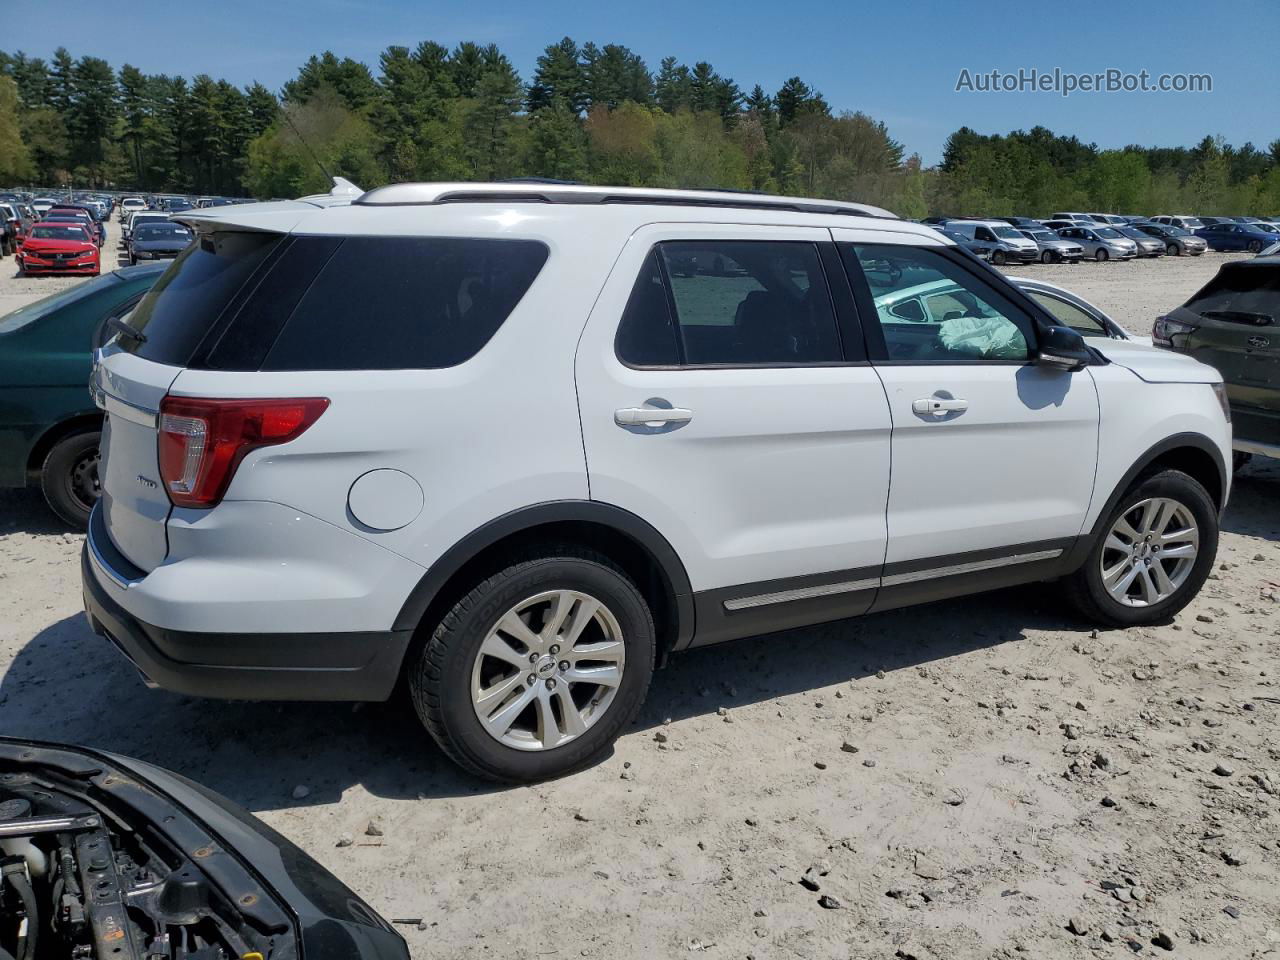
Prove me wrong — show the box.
[0,263,166,526]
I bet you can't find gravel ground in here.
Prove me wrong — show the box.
[2,230,1277,959]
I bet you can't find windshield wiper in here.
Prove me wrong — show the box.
[106,315,146,343]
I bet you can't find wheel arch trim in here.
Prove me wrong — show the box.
[1066,431,1226,570]
[391,500,695,647]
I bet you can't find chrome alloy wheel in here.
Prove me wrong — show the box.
[1100,498,1199,607]
[470,590,626,751]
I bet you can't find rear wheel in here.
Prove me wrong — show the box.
[1064,469,1216,626]
[1248,240,1262,253]
[410,547,655,782]
[40,430,101,529]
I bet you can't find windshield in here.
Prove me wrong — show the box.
[1118,228,1145,239]
[29,225,91,241]
[1094,228,1123,239]
[135,224,192,241]
[0,272,119,335]
[992,226,1023,240]
[1028,231,1055,242]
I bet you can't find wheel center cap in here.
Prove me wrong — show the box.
[535,655,558,678]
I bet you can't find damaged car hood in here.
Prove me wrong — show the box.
[1089,338,1222,384]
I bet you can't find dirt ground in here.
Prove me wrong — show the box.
[1,225,1277,959]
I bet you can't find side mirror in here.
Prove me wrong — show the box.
[1037,324,1092,371]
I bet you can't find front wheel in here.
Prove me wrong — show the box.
[1167,243,1179,256]
[40,430,101,528]
[410,548,656,782]
[1064,469,1217,627]
[1095,248,1109,261]
[1041,250,1053,264]
[991,250,1006,266]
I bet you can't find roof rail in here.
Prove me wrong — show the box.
[354,182,897,220]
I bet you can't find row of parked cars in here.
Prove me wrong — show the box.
[925,212,1280,264]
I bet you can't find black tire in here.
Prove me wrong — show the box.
[40,430,101,529]
[1041,250,1053,264]
[1248,240,1262,253]
[1233,451,1252,473]
[991,250,1006,266]
[1167,243,1179,256]
[410,546,656,782]
[1095,248,1109,261]
[1064,469,1217,627]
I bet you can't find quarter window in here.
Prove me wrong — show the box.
[616,240,842,366]
[844,244,1033,363]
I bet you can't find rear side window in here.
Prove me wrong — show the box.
[122,232,283,365]
[260,237,547,370]
[617,240,842,366]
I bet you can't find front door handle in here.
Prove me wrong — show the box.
[912,397,968,417]
[615,405,693,427]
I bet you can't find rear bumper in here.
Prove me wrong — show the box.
[82,507,415,701]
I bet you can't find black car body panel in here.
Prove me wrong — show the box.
[0,737,409,960]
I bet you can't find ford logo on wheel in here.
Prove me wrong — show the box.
[1248,336,1270,349]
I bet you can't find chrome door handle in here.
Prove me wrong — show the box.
[615,406,693,427]
[912,397,968,417]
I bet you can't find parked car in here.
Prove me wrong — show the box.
[0,263,165,524]
[1197,216,1235,226]
[1154,254,1280,469]
[1132,221,1207,256]
[1195,222,1279,253]
[1051,212,1099,223]
[128,220,194,263]
[1149,214,1205,231]
[1086,213,1129,226]
[30,197,57,216]
[1056,225,1140,260]
[80,182,1231,783]
[0,738,410,960]
[1011,277,1133,341]
[45,206,106,246]
[123,209,170,244]
[1040,218,1091,232]
[0,201,25,255]
[1114,225,1165,257]
[1001,217,1043,229]
[1018,227,1084,263]
[119,195,147,221]
[14,222,100,276]
[942,219,1038,264]
[930,226,993,260]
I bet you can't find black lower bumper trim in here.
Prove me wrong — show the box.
[81,547,411,701]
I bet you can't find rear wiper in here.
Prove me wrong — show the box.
[106,315,146,343]
[1200,310,1274,326]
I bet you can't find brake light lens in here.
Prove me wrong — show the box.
[158,396,329,508]
[1152,315,1196,348]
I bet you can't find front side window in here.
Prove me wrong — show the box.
[845,244,1033,363]
[1027,290,1107,337]
[617,240,842,366]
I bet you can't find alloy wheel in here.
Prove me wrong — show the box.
[1100,497,1199,607]
[470,590,626,751]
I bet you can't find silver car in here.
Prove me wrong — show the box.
[1131,222,1207,257]
[1018,228,1084,264]
[1055,225,1139,261]
[1114,226,1165,258]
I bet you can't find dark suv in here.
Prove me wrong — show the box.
[1154,255,1280,468]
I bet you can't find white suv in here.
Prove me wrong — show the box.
[83,182,1232,782]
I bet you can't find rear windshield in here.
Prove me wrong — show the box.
[117,232,548,370]
[30,225,90,241]
[134,223,192,241]
[1184,267,1280,323]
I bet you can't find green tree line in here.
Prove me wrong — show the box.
[2,40,1277,217]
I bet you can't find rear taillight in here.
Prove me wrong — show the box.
[158,396,329,508]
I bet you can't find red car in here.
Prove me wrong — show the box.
[16,223,101,275]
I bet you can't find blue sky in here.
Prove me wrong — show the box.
[5,0,1277,164]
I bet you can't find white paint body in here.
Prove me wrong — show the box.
[88,184,1231,642]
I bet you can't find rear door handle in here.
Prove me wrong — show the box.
[912,397,968,417]
[615,406,693,427]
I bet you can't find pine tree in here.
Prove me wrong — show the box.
[528,37,586,114]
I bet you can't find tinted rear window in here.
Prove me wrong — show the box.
[258,237,548,371]
[121,231,283,365]
[117,233,548,371]
[1184,267,1280,321]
